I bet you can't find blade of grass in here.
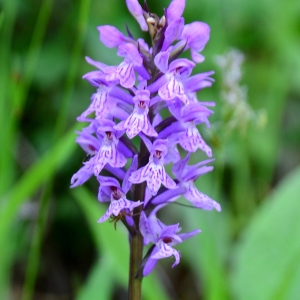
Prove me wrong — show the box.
[0,1,22,295]
[0,0,18,197]
[0,124,79,295]
[12,0,53,114]
[22,0,92,298]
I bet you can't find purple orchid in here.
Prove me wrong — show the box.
[72,0,219,285]
[114,89,157,138]
[85,43,149,89]
[107,43,149,88]
[97,176,142,223]
[80,82,113,120]
[70,127,101,188]
[128,139,177,195]
[93,120,127,175]
[149,58,195,104]
[172,153,221,211]
[181,21,210,63]
[139,206,201,275]
[157,101,214,157]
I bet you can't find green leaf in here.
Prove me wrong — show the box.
[231,166,300,300]
[76,258,114,300]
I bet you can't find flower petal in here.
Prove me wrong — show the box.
[185,182,221,211]
[143,257,159,276]
[179,125,212,156]
[167,0,186,23]
[98,25,124,48]
[126,0,148,31]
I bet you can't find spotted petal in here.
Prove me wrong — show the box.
[185,182,221,212]
[159,75,189,104]
[94,140,127,175]
[179,125,212,157]
[151,240,181,268]
[98,198,142,223]
[129,162,176,195]
[115,113,157,139]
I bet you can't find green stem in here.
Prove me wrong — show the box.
[128,138,149,299]
[128,226,144,300]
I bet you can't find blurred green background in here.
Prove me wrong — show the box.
[0,0,300,299]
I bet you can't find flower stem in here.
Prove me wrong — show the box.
[128,139,149,299]
[128,226,144,300]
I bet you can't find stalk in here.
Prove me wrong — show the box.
[128,138,149,299]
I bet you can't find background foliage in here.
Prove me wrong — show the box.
[0,0,299,299]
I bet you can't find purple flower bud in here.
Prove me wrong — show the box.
[162,17,184,51]
[166,0,186,23]
[126,0,148,31]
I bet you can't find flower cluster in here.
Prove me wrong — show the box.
[71,0,220,277]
